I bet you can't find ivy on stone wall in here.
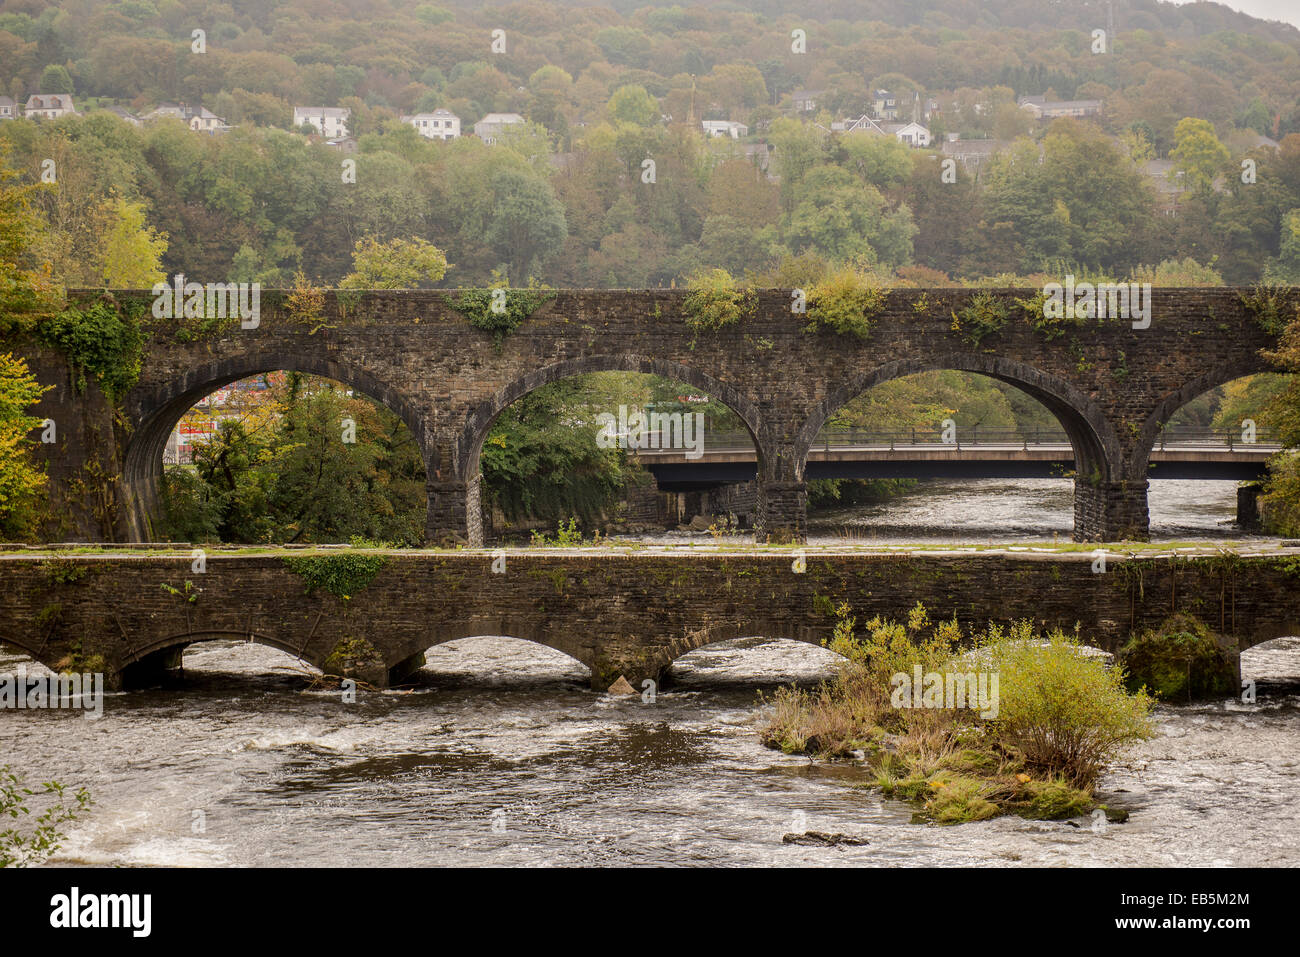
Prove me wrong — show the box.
[283,553,388,599]
[445,287,554,346]
[34,299,144,401]
[950,291,1013,346]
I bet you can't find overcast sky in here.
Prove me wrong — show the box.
[1171,0,1300,29]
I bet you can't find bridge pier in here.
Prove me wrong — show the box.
[1237,482,1263,530]
[755,479,807,544]
[426,475,483,547]
[1073,478,1149,542]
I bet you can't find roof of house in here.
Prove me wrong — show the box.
[476,112,524,124]
[0,96,15,107]
[25,94,75,110]
[833,115,888,134]
[402,109,460,121]
[294,106,350,117]
[883,121,929,134]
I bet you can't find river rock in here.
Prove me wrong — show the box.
[782,831,869,847]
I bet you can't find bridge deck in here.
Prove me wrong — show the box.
[635,441,1280,484]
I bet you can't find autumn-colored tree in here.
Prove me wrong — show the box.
[1169,117,1231,194]
[339,236,450,289]
[0,143,62,334]
[0,352,50,538]
[101,198,167,287]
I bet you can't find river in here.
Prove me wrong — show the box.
[3,477,1297,866]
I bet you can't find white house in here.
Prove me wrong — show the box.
[143,103,227,132]
[402,108,461,140]
[188,106,228,134]
[293,106,350,138]
[884,121,932,147]
[702,119,748,139]
[473,112,524,144]
[832,115,931,147]
[24,94,76,119]
[0,96,15,120]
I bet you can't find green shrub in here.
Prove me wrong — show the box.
[950,290,1013,346]
[989,629,1154,787]
[1240,283,1296,336]
[682,268,755,337]
[446,285,554,346]
[761,603,1155,820]
[804,267,886,340]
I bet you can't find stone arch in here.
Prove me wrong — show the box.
[120,353,432,541]
[120,629,319,670]
[663,627,848,676]
[636,620,844,682]
[459,354,766,479]
[454,355,766,544]
[797,353,1118,483]
[1133,357,1279,481]
[386,623,595,678]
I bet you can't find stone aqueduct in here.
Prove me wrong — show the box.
[20,286,1290,545]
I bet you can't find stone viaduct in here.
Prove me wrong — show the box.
[18,286,1289,545]
[2,548,1297,691]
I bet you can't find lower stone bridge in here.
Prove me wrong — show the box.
[2,547,1295,692]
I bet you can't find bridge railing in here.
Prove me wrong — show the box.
[1153,425,1280,451]
[628,426,1281,455]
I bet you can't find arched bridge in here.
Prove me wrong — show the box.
[22,286,1291,544]
[2,548,1296,691]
